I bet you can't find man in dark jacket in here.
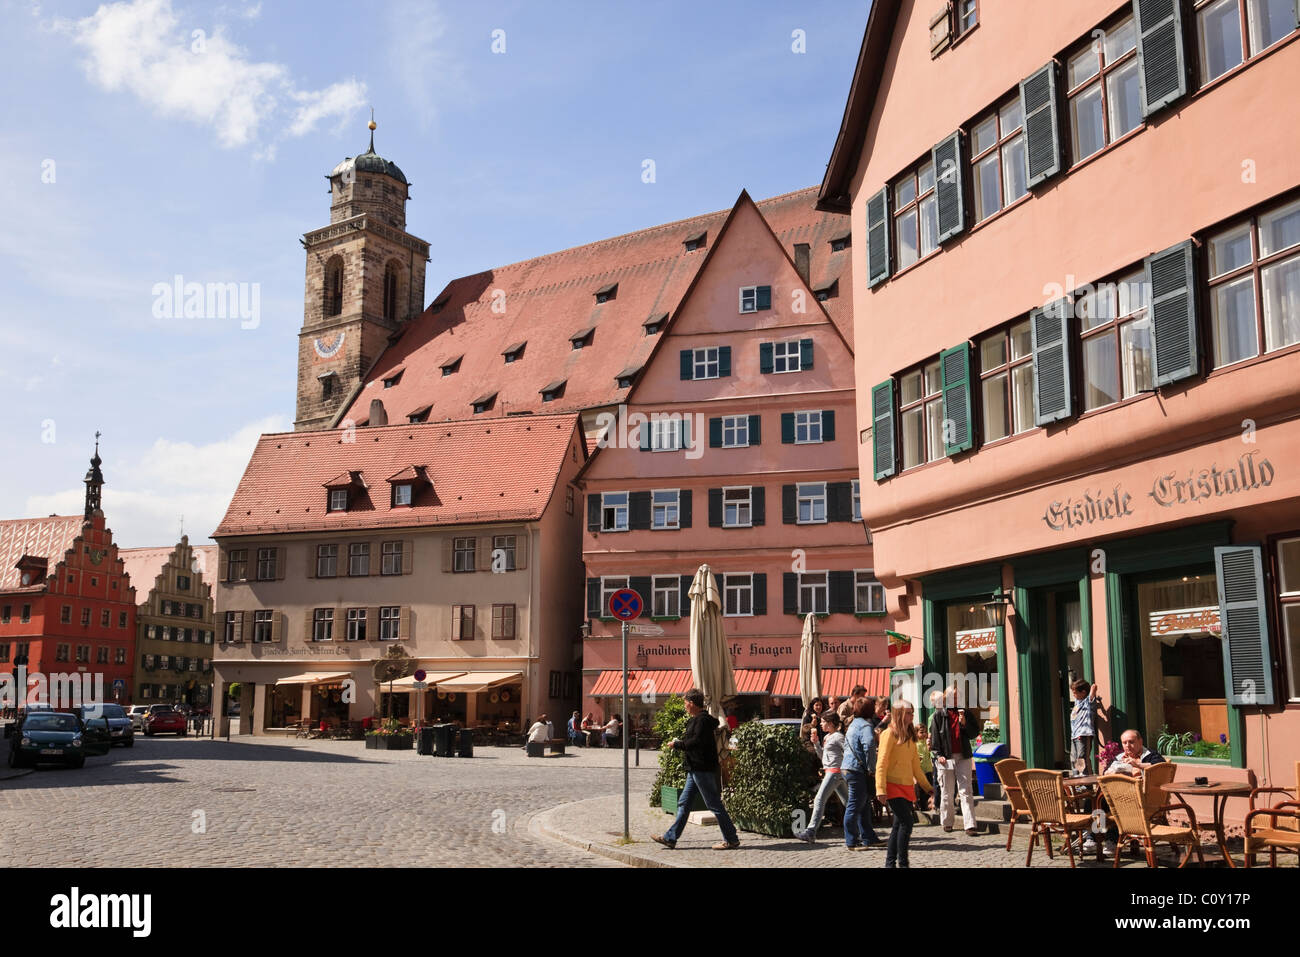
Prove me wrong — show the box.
[927,687,981,835]
[652,688,741,850]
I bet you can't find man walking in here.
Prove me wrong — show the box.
[927,687,980,835]
[652,689,741,850]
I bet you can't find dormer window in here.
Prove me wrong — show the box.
[386,465,429,506]
[815,279,839,302]
[540,380,566,403]
[570,327,595,350]
[594,283,618,304]
[430,294,451,315]
[382,370,404,388]
[830,235,851,252]
[644,313,666,336]
[616,365,641,390]
[324,470,366,510]
[407,406,431,424]
[684,232,706,251]
[739,285,772,313]
[393,484,412,507]
[472,393,497,414]
[503,342,526,363]
[329,489,349,512]
[440,356,462,376]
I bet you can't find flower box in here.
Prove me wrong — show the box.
[366,734,413,751]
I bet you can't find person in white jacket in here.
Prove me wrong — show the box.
[795,710,849,843]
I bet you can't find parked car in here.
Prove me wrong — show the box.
[88,703,134,747]
[7,711,92,769]
[127,705,151,731]
[142,704,187,736]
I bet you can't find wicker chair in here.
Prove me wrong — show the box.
[1141,760,1178,824]
[1099,773,1203,868]
[1015,769,1102,867]
[994,758,1034,853]
[1245,760,1300,868]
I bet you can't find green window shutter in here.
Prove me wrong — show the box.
[866,187,891,288]
[752,486,766,526]
[799,338,813,370]
[680,350,693,380]
[783,573,798,615]
[1133,0,1189,117]
[1020,62,1062,189]
[781,412,795,444]
[1214,545,1276,706]
[639,421,652,451]
[828,571,855,614]
[629,492,651,530]
[940,342,975,455]
[587,494,601,532]
[757,286,772,311]
[1031,297,1073,425]
[822,409,835,442]
[679,490,692,528]
[759,342,774,374]
[871,380,897,480]
[1146,239,1199,387]
[708,489,723,527]
[748,414,761,445]
[629,576,652,610]
[752,574,767,616]
[709,417,723,449]
[718,346,732,377]
[586,579,601,617]
[781,485,797,524]
[681,416,692,451]
[932,131,966,243]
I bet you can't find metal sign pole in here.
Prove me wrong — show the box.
[622,618,630,841]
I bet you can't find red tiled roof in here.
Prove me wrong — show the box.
[341,187,852,427]
[215,414,582,537]
[771,668,891,698]
[118,544,218,601]
[0,516,83,594]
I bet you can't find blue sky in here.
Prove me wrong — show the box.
[0,0,867,547]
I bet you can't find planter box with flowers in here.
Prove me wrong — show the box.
[365,718,413,750]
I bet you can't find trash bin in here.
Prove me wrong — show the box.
[973,742,1009,796]
[456,728,474,758]
[433,723,456,757]
[417,726,435,756]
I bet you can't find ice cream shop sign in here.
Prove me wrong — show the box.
[1148,606,1221,640]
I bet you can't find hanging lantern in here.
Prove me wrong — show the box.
[489,692,500,704]
[446,693,456,702]
[500,690,510,702]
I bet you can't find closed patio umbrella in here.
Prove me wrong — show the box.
[688,564,734,758]
[798,613,822,708]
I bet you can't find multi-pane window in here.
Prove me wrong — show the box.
[492,604,516,639]
[773,340,802,373]
[159,655,170,670]
[256,548,277,580]
[76,645,91,664]
[601,577,630,615]
[1066,15,1141,165]
[381,541,403,575]
[379,606,400,641]
[723,487,752,527]
[453,605,475,640]
[978,320,1035,442]
[794,411,823,444]
[652,576,681,618]
[652,490,680,530]
[723,573,754,617]
[81,608,91,627]
[176,575,190,590]
[60,605,71,624]
[119,611,128,628]
[721,415,750,448]
[115,648,126,665]
[900,360,944,468]
[316,544,338,578]
[453,537,476,573]
[650,417,686,451]
[0,645,8,663]
[0,605,8,623]
[97,646,109,665]
[739,286,766,313]
[393,483,413,507]
[692,348,720,379]
[56,644,70,662]
[101,609,110,627]
[348,543,370,576]
[1078,271,1152,411]
[346,608,367,641]
[1277,535,1300,700]
[970,97,1028,223]
[1208,198,1300,368]
[954,0,978,35]
[855,571,886,614]
[602,492,629,531]
[1197,0,1297,84]
[492,535,517,570]
[852,480,861,522]
[224,611,238,642]
[253,610,273,643]
[893,158,938,270]
[227,549,247,581]
[797,483,827,524]
[312,608,334,641]
[798,572,829,615]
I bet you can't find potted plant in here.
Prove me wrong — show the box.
[723,721,820,838]
[365,717,413,750]
[649,696,706,814]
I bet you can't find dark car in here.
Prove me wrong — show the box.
[7,711,90,769]
[143,704,187,736]
[83,703,134,748]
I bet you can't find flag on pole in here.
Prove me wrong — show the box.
[885,630,917,658]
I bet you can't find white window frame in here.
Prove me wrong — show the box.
[650,417,685,451]
[855,571,886,614]
[348,542,369,576]
[312,608,334,642]
[601,492,629,532]
[1277,534,1300,702]
[652,576,681,618]
[601,576,630,616]
[797,482,828,525]
[453,536,476,573]
[252,610,273,643]
[723,486,752,528]
[798,572,829,615]
[329,488,348,512]
[651,489,680,530]
[692,347,720,380]
[794,410,824,444]
[379,606,400,641]
[381,541,403,576]
[346,608,366,642]
[739,286,759,313]
[316,544,338,578]
[492,534,517,570]
[721,415,749,448]
[772,340,802,373]
[852,479,861,522]
[723,572,754,617]
[393,483,413,506]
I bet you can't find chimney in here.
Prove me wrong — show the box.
[368,399,388,427]
[794,243,811,287]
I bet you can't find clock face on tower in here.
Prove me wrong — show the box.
[313,332,346,360]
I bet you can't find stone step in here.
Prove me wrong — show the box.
[915,809,1002,835]
[982,782,1005,801]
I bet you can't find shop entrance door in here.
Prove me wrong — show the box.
[1019,585,1085,770]
[1054,594,1085,768]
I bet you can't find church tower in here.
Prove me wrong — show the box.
[295,116,430,431]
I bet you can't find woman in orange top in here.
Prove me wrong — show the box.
[875,703,933,869]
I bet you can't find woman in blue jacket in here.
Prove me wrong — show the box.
[840,696,882,849]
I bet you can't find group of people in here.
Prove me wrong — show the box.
[564,711,622,747]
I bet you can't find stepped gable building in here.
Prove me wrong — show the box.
[0,442,137,704]
[211,413,587,735]
[577,190,887,722]
[821,0,1300,815]
[119,538,218,709]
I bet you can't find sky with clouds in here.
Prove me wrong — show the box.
[0,0,868,548]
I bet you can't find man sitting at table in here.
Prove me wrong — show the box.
[1105,729,1165,776]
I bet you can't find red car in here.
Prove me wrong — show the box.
[142,705,187,736]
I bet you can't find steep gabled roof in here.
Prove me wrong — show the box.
[118,544,218,602]
[0,516,83,594]
[339,187,851,427]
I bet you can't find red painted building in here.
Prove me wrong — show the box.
[0,445,137,707]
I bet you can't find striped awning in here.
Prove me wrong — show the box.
[379,672,466,691]
[590,670,695,697]
[732,670,774,695]
[771,669,801,698]
[771,668,890,698]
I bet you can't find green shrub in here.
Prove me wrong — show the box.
[723,721,820,837]
[649,695,688,807]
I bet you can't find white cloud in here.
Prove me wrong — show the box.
[55,0,364,152]
[24,415,288,547]
[389,0,462,131]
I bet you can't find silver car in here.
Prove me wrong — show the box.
[127,705,151,731]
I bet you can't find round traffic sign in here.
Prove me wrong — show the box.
[413,669,427,682]
[609,588,644,622]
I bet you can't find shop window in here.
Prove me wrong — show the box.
[1077,270,1153,411]
[1065,14,1141,165]
[893,158,938,270]
[945,603,1001,724]
[1276,535,1300,700]
[970,96,1028,222]
[900,359,944,468]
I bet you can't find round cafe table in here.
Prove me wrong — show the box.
[1160,780,1251,867]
